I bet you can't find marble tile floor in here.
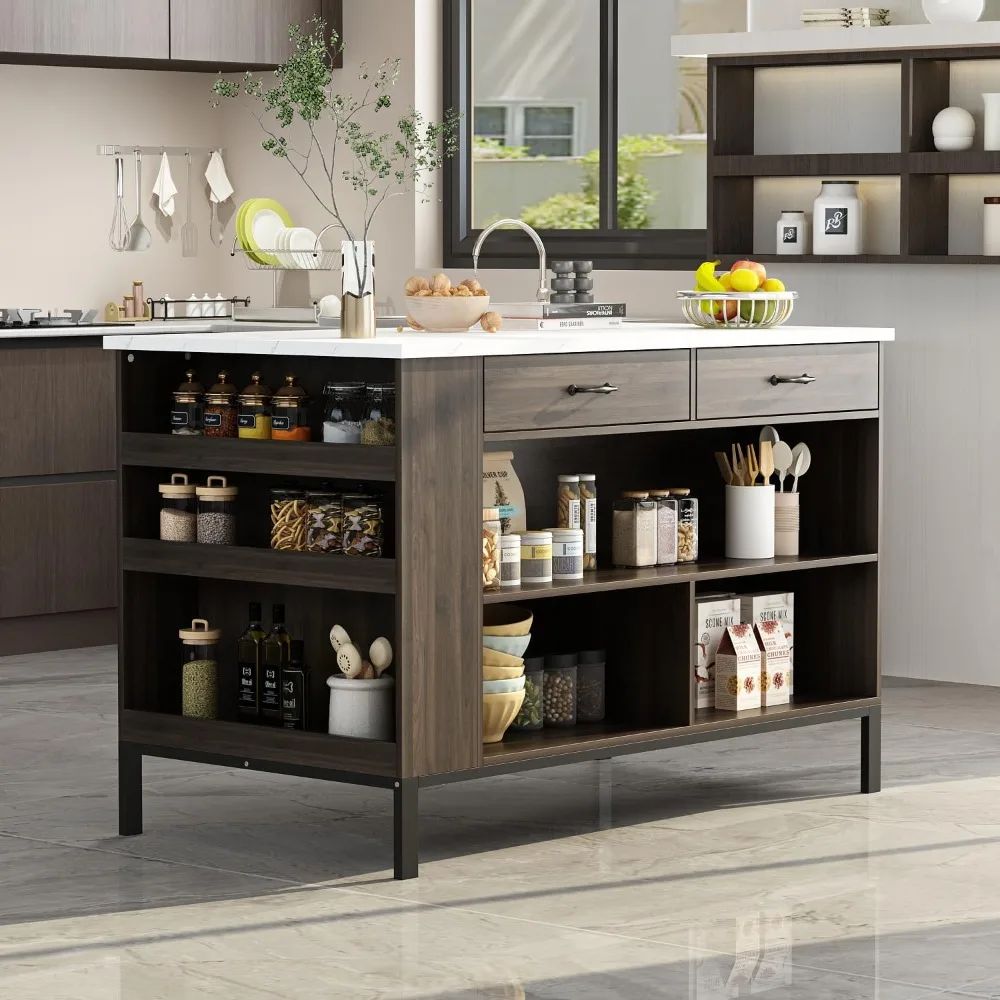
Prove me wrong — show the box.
[2,647,1000,998]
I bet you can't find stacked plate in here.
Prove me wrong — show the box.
[801,7,891,26]
[235,198,322,269]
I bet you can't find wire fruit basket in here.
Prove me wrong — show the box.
[677,290,798,330]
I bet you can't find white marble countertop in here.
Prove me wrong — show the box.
[102,322,894,359]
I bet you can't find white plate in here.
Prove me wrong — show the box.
[288,227,319,270]
[251,209,286,263]
[275,227,295,269]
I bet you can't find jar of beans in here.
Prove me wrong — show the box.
[648,490,678,566]
[361,383,396,446]
[579,474,597,571]
[342,494,384,556]
[270,489,309,551]
[543,654,577,726]
[179,618,221,719]
[170,369,204,435]
[305,491,343,553]
[576,649,606,722]
[513,657,544,731]
[237,373,272,441]
[159,473,197,543]
[673,489,699,562]
[196,476,238,545]
[271,374,311,442]
[203,371,238,438]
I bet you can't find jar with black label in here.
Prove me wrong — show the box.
[203,371,238,438]
[170,369,204,435]
[361,382,396,446]
[342,494,384,556]
[673,489,699,563]
[271,374,311,442]
[237,373,272,441]
[179,618,221,719]
[322,381,366,444]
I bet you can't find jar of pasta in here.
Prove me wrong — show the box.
[271,374,311,442]
[237,373,272,440]
[342,494,384,556]
[269,489,309,551]
[305,491,343,553]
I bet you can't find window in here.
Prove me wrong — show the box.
[443,0,733,269]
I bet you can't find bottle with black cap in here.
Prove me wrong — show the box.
[262,604,290,724]
[236,602,266,722]
[281,640,309,730]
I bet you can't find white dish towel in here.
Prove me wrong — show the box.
[205,150,234,203]
[152,152,178,217]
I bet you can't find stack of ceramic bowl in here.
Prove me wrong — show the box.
[482,606,532,744]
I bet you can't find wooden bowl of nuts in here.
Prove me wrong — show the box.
[404,273,501,333]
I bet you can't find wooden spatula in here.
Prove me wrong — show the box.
[735,443,748,486]
[759,439,775,487]
[716,451,735,485]
[746,443,760,486]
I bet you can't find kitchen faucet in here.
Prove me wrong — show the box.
[471,218,550,302]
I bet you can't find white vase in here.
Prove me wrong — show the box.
[922,0,984,22]
[984,94,1000,150]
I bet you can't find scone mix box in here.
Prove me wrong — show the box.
[756,620,792,708]
[695,594,741,710]
[740,592,794,695]
[715,623,761,712]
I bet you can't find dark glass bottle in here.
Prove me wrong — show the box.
[281,639,309,731]
[236,602,266,722]
[261,604,291,725]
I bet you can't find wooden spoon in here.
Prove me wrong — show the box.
[771,440,794,493]
[759,439,775,487]
[746,443,760,486]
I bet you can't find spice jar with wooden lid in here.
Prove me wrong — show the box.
[196,475,238,545]
[179,618,221,719]
[159,472,197,543]
[203,371,238,438]
[271,374,311,441]
[648,490,678,567]
[170,369,204,435]
[612,492,657,568]
[237,373,272,440]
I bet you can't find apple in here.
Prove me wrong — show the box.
[715,299,739,321]
[732,259,767,286]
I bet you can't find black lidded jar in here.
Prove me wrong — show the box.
[170,369,204,435]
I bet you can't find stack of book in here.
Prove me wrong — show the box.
[801,7,892,27]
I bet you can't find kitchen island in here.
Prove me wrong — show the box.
[105,322,892,878]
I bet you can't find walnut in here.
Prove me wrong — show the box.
[473,287,489,297]
[404,276,429,295]
[481,311,503,333]
[430,272,451,293]
[413,288,432,297]
[431,291,446,297]
[406,314,425,330]
[460,278,482,293]
[452,285,473,297]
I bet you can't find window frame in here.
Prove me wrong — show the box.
[442,0,708,271]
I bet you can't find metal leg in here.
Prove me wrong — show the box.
[394,778,419,880]
[861,708,881,794]
[118,742,143,836]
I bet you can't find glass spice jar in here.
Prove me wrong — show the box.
[158,472,197,543]
[483,507,501,592]
[170,369,204,435]
[342,493,384,556]
[269,488,309,551]
[648,490,678,567]
[579,474,597,571]
[361,382,396,446]
[673,489,699,563]
[203,370,238,438]
[322,381,366,444]
[237,373,272,440]
[271,374,311,441]
[179,618,221,719]
[196,475,238,545]
[305,491,343,553]
[513,656,544,731]
[612,492,657,568]
[543,653,578,727]
[556,475,581,529]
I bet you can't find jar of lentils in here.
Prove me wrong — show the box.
[543,653,577,727]
[673,489,699,563]
[305,491,343,553]
[342,494,384,556]
[196,476,238,545]
[203,371,238,438]
[648,490,678,567]
[159,473,197,543]
[361,382,396,446]
[179,618,221,719]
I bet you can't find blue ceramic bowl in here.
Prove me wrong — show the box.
[482,633,531,658]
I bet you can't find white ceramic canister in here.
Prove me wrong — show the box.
[812,181,863,255]
[776,210,809,255]
[500,532,521,587]
[984,198,1000,256]
[932,106,975,151]
[725,485,775,560]
[548,527,584,581]
[326,674,395,741]
[520,530,553,584]
[984,94,1000,151]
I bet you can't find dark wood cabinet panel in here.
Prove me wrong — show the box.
[0,346,115,478]
[0,0,169,59]
[170,0,322,65]
[0,480,116,619]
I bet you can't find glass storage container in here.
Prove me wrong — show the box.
[520,530,553,584]
[576,649,606,722]
[673,489,699,563]
[158,473,197,543]
[170,369,204,435]
[269,488,308,551]
[342,493,384,556]
[513,656,544,731]
[612,492,657,568]
[271,374,311,441]
[361,382,396,446]
[648,490,678,567]
[500,532,521,588]
[556,475,581,529]
[549,527,584,580]
[305,491,343,553]
[579,474,597,571]
[196,475,238,545]
[543,653,578,727]
[482,507,501,592]
[237,373,272,440]
[203,371,238,438]
[179,618,221,719]
[322,381,366,444]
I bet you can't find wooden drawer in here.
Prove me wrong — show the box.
[484,351,690,434]
[695,343,879,420]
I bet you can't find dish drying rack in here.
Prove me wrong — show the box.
[676,290,798,330]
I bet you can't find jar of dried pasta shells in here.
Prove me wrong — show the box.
[269,488,309,551]
[305,491,343,553]
[342,494,384,556]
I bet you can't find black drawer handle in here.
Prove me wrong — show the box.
[769,373,816,386]
[567,382,619,396]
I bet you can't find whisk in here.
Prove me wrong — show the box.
[109,154,129,252]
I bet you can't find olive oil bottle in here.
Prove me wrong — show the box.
[236,602,266,722]
[281,639,309,730]
[262,604,291,725]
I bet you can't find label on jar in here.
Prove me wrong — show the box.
[170,410,190,427]
[824,206,849,235]
[237,654,258,716]
[782,225,799,243]
[521,543,552,581]
[583,498,597,555]
[204,412,223,428]
[261,665,281,717]
[501,544,520,565]
[271,415,291,431]
[564,499,580,529]
[552,537,584,579]
[238,413,258,429]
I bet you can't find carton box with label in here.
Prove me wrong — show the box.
[715,623,761,712]
[740,592,794,695]
[756,620,791,707]
[695,595,741,710]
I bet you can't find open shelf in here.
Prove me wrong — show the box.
[122,538,396,593]
[121,432,395,481]
[485,553,877,604]
[908,151,1000,175]
[120,710,396,781]
[713,153,900,177]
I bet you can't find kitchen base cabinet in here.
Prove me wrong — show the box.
[111,339,886,879]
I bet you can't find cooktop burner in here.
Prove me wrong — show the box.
[0,308,113,328]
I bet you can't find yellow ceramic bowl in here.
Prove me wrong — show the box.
[483,605,533,637]
[483,690,525,744]
[482,646,524,670]
[483,662,525,681]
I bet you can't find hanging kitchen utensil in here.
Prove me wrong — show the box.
[109,154,128,252]
[791,442,812,493]
[771,440,794,493]
[181,151,198,258]
[759,439,775,487]
[746,443,760,486]
[125,150,152,252]
[715,451,735,486]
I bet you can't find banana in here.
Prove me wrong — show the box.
[695,260,725,293]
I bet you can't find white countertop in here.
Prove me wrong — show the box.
[672,21,1000,58]
[103,323,894,359]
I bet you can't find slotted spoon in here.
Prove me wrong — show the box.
[181,152,198,257]
[125,150,151,252]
